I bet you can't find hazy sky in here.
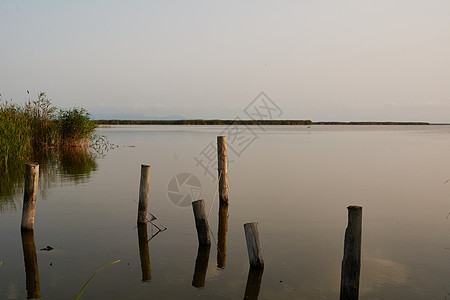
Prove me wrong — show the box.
[1,1,450,122]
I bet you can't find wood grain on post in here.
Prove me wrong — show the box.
[217,202,228,269]
[21,229,40,299]
[137,223,151,281]
[137,165,151,224]
[192,200,211,246]
[217,136,228,205]
[244,222,264,268]
[340,205,363,300]
[21,163,39,230]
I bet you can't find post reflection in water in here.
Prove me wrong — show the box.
[137,223,152,281]
[192,245,211,288]
[21,230,40,299]
[217,202,228,269]
[243,267,264,300]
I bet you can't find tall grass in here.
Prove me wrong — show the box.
[57,108,97,147]
[0,92,97,169]
[0,101,32,167]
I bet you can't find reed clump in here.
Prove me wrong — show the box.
[0,92,97,168]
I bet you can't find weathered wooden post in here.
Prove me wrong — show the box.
[137,164,151,224]
[340,206,362,300]
[244,222,264,268]
[217,136,228,205]
[192,200,211,246]
[217,202,228,269]
[217,136,229,267]
[137,223,151,281]
[192,245,211,288]
[244,267,264,300]
[21,230,40,299]
[21,163,39,230]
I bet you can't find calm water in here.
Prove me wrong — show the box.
[2,125,450,299]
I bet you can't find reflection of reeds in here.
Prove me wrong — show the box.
[57,147,97,183]
[0,159,25,212]
[0,147,98,213]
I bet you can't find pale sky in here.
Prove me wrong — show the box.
[1,1,450,122]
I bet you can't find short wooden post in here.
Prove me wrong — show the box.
[244,222,264,268]
[192,245,211,288]
[137,223,151,281]
[217,136,228,205]
[21,163,39,230]
[217,202,228,269]
[192,200,211,246]
[340,206,362,300]
[137,165,151,224]
[21,230,40,299]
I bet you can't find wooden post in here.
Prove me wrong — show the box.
[137,223,151,281]
[21,230,40,299]
[21,163,39,230]
[217,202,228,269]
[244,267,264,300]
[217,136,228,205]
[244,222,264,268]
[192,200,211,246]
[192,245,211,288]
[340,206,362,300]
[137,164,151,224]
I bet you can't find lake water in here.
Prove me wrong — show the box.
[1,125,450,299]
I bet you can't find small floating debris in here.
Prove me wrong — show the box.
[40,246,54,251]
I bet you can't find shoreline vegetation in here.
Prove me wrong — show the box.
[0,93,97,168]
[96,119,430,126]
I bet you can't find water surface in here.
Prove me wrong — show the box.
[1,125,450,299]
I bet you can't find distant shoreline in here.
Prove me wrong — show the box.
[95,119,432,126]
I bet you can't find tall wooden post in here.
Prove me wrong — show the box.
[244,222,264,268]
[217,136,228,205]
[21,230,40,299]
[340,206,362,300]
[192,200,211,246]
[137,165,151,224]
[137,223,151,281]
[21,163,39,231]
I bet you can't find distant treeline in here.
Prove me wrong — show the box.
[96,119,430,126]
[312,121,430,125]
[96,119,314,125]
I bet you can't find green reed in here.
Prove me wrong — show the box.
[75,260,120,300]
[0,92,97,169]
[0,101,32,168]
[57,107,97,147]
